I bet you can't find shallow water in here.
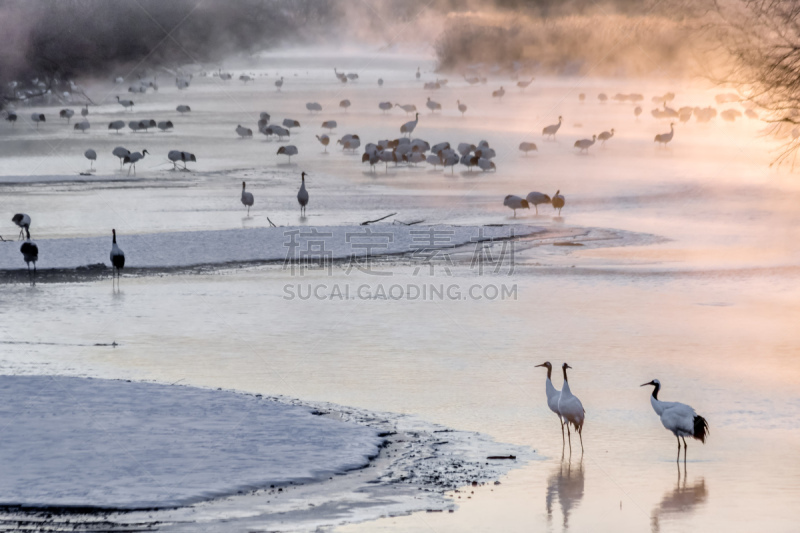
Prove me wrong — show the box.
[1,49,800,531]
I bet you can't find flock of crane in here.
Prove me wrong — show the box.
[537,362,709,461]
[5,64,740,292]
[4,65,721,465]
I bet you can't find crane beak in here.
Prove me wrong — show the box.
[534,363,547,368]
[640,381,654,387]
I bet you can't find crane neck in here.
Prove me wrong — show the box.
[651,382,660,399]
[544,365,552,380]
[562,366,569,383]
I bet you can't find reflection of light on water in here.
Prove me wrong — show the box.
[650,466,708,533]
[545,459,584,530]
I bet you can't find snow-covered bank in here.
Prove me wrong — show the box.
[0,375,533,531]
[0,224,540,271]
[0,375,382,509]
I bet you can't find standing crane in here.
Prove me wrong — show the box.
[552,190,565,215]
[20,228,38,285]
[543,116,563,140]
[84,149,97,170]
[655,123,675,147]
[641,379,709,462]
[400,113,419,137]
[241,181,254,215]
[558,363,585,453]
[12,213,31,240]
[536,362,565,445]
[110,229,125,288]
[503,195,529,216]
[526,192,552,214]
[297,172,309,216]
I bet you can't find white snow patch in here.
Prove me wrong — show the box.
[0,225,540,271]
[0,375,383,509]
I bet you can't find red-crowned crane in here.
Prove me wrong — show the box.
[503,195,529,217]
[297,172,309,216]
[20,228,38,285]
[123,149,148,175]
[277,145,298,163]
[641,379,709,462]
[316,134,330,152]
[543,116,562,139]
[655,123,675,147]
[116,96,134,110]
[396,103,416,115]
[112,146,130,169]
[526,192,552,214]
[536,362,565,445]
[574,135,597,154]
[519,142,538,155]
[241,181,254,215]
[110,229,125,288]
[426,98,441,113]
[552,190,565,215]
[598,128,615,145]
[60,108,75,124]
[558,363,585,453]
[85,149,97,169]
[12,213,31,240]
[401,113,419,137]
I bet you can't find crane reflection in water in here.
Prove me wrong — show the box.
[545,459,585,530]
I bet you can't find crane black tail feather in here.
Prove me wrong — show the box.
[693,415,709,443]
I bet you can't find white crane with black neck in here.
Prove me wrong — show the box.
[12,213,31,240]
[297,172,309,216]
[241,181,254,215]
[110,229,125,288]
[641,379,709,462]
[20,228,38,285]
[543,116,562,140]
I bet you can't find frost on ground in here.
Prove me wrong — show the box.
[0,224,541,272]
[0,376,534,531]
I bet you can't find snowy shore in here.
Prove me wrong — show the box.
[0,375,532,530]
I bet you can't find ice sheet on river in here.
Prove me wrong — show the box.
[0,224,540,271]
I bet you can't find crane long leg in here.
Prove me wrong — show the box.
[676,436,681,463]
[560,418,565,447]
[578,425,584,453]
[682,436,688,464]
[566,424,572,452]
